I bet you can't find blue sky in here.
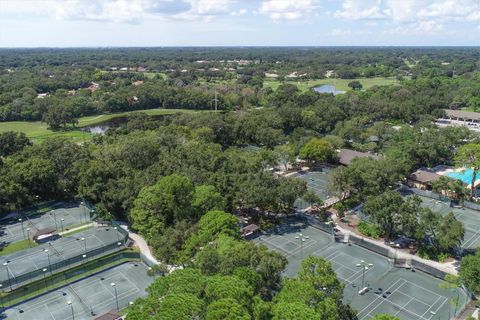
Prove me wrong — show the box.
[0,0,479,47]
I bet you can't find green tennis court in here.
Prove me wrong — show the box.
[2,262,154,320]
[0,226,126,290]
[254,217,469,320]
[294,168,335,208]
[0,202,91,246]
[403,191,480,250]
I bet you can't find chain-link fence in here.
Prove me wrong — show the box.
[1,251,141,307]
[1,223,129,291]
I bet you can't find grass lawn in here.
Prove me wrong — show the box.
[264,77,402,92]
[0,108,201,143]
[0,239,38,256]
[77,108,199,127]
[0,121,93,144]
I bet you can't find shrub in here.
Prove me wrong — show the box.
[357,221,382,238]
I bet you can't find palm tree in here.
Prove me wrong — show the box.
[455,143,480,200]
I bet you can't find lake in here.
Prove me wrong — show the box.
[313,84,346,95]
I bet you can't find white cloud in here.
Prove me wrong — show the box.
[0,0,235,23]
[385,0,480,23]
[334,0,390,20]
[259,0,316,20]
[385,20,444,35]
[330,28,351,36]
[231,8,247,16]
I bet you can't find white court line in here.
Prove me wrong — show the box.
[463,229,480,247]
[393,297,415,317]
[419,295,442,319]
[361,278,448,320]
[259,237,295,256]
[357,278,405,318]
[322,251,375,285]
[402,277,450,299]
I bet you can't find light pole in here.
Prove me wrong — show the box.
[67,300,74,320]
[81,201,88,223]
[114,227,121,243]
[19,218,26,242]
[50,210,58,231]
[3,262,11,290]
[326,221,336,237]
[44,249,52,275]
[111,282,119,310]
[42,268,48,290]
[60,218,65,232]
[356,260,373,293]
[82,254,87,262]
[80,237,87,254]
[26,228,31,247]
[295,233,309,257]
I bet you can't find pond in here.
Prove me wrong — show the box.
[313,84,346,95]
[81,114,167,134]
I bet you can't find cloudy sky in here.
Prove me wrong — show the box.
[1,0,479,47]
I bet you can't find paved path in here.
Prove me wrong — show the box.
[117,223,181,273]
[334,221,459,276]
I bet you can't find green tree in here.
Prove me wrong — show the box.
[459,250,480,295]
[299,138,335,166]
[272,302,319,320]
[439,274,462,318]
[182,211,239,260]
[192,185,226,217]
[130,174,194,240]
[348,80,363,91]
[455,143,480,199]
[274,144,296,171]
[206,299,250,320]
[0,132,31,157]
[364,191,404,238]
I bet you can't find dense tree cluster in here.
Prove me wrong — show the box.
[127,217,354,320]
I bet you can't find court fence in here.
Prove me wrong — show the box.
[0,250,141,307]
[349,233,394,259]
[0,222,129,291]
[305,215,458,281]
[400,185,480,212]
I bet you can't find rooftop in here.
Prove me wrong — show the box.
[444,109,480,121]
[407,168,442,184]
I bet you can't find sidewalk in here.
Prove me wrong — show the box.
[118,223,180,273]
[334,222,459,276]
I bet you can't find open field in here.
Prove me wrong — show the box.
[99,70,167,80]
[0,108,200,143]
[254,217,469,320]
[76,108,199,127]
[264,77,402,92]
[0,121,92,144]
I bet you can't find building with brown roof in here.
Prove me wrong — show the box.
[406,168,442,190]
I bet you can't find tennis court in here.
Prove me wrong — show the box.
[404,192,480,250]
[0,202,90,246]
[2,261,154,320]
[255,217,469,320]
[294,168,335,208]
[0,226,125,289]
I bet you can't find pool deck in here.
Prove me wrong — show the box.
[434,166,480,188]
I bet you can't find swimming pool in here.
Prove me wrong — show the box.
[444,168,479,185]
